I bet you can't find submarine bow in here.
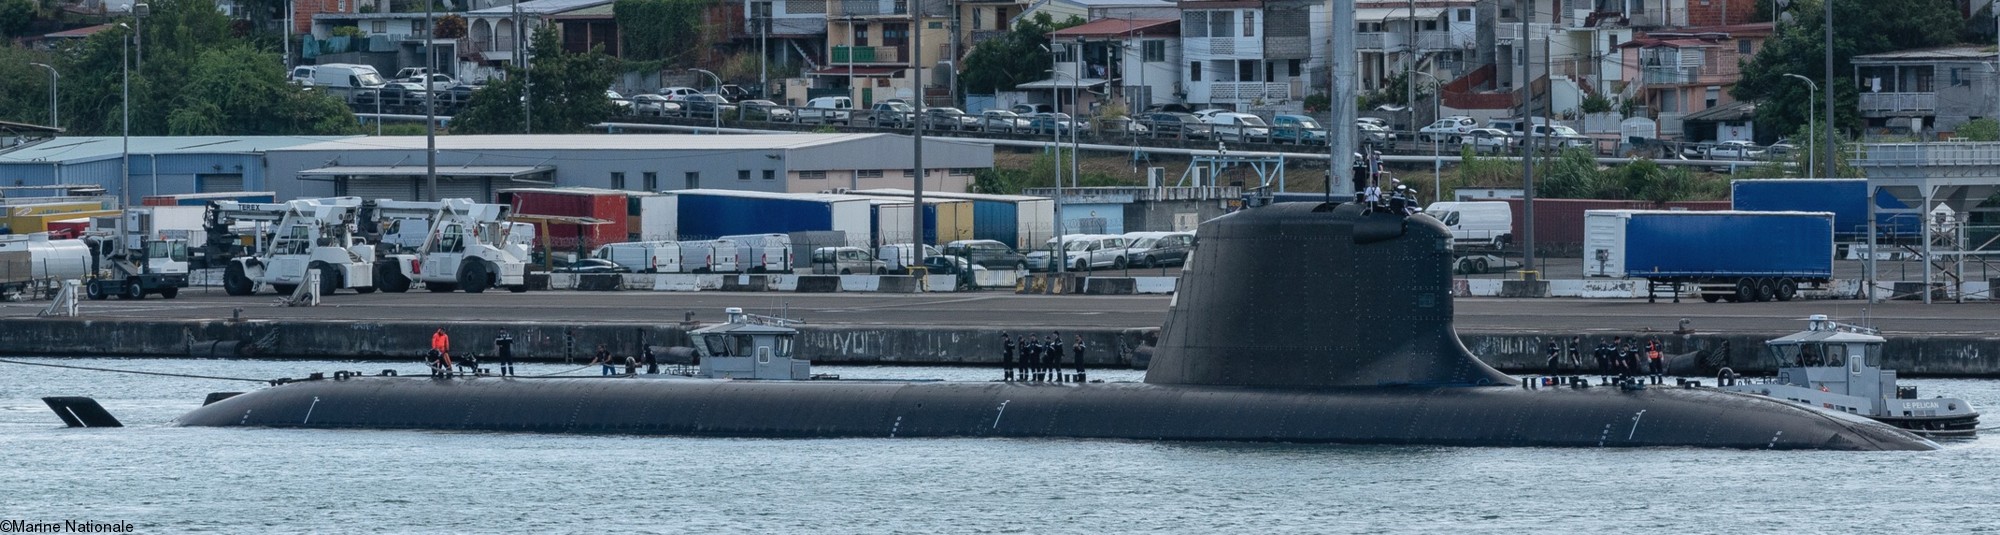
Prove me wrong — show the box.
[173,201,1939,451]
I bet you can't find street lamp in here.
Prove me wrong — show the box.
[690,68,723,132]
[1038,42,1066,274]
[28,63,57,130]
[1783,73,1818,178]
[118,23,133,209]
[1412,70,1441,203]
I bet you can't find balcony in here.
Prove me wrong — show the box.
[1356,32,1405,52]
[1201,82,1292,102]
[837,0,906,17]
[1497,23,1555,44]
[1416,30,1459,51]
[832,45,905,64]
[1859,92,1937,115]
[1642,66,1696,85]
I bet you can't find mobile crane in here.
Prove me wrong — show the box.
[371,198,530,293]
[214,197,376,296]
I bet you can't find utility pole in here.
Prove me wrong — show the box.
[425,0,438,202]
[1331,0,1356,199]
[1821,0,1834,181]
[949,0,960,106]
[1518,0,1535,274]
[759,5,769,100]
[912,1,927,254]
[1406,0,1416,134]
[515,0,528,133]
[1071,37,1082,189]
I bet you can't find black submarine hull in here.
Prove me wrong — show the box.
[174,377,1934,450]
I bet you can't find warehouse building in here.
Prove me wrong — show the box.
[0,136,357,202]
[264,133,995,202]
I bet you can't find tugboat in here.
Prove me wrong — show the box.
[1721,315,1979,437]
[678,307,816,380]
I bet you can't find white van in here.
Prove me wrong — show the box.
[1205,112,1272,142]
[310,63,387,100]
[289,66,317,87]
[717,233,793,273]
[677,239,741,273]
[593,241,683,273]
[1425,201,1513,248]
[800,96,852,125]
[876,243,940,274]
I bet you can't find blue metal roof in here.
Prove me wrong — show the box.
[0,136,358,165]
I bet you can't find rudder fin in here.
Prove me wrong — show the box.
[42,397,123,428]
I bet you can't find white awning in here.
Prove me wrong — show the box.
[482,51,514,62]
[1354,6,1447,23]
[299,165,554,181]
[1013,78,1109,90]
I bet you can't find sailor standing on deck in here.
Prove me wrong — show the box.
[1072,334,1087,383]
[1568,336,1583,368]
[431,328,453,376]
[1025,335,1044,382]
[1546,340,1562,372]
[1001,333,1016,382]
[1047,333,1065,383]
[1646,339,1664,376]
[494,328,516,377]
[1593,339,1612,375]
[644,345,659,374]
[596,344,614,376]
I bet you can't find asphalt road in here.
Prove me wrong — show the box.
[5,288,1991,336]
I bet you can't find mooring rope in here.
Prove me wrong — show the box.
[0,357,272,383]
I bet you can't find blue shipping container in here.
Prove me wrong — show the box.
[1624,212,1833,278]
[676,194,833,239]
[1730,179,1918,237]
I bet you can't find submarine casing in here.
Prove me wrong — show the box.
[173,202,1940,451]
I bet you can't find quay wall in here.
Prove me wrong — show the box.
[4,319,1998,377]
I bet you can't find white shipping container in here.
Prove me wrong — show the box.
[636,194,678,242]
[1582,211,1630,278]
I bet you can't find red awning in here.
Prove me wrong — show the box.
[808,67,903,77]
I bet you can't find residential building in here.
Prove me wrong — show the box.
[463,0,615,81]
[1354,1,1477,93]
[813,0,955,107]
[1853,46,2000,135]
[1043,18,1182,112]
[1616,22,1770,137]
[1176,0,1321,110]
[746,0,831,81]
[552,4,618,56]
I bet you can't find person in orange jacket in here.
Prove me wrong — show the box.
[431,328,453,372]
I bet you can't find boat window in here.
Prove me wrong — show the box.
[1822,344,1845,367]
[774,335,794,358]
[733,335,756,356]
[1772,344,1802,367]
[1866,344,1881,367]
[701,334,729,356]
[757,346,771,364]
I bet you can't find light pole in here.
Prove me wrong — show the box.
[1783,73,1818,178]
[691,68,723,132]
[1070,37,1082,189]
[132,3,147,74]
[1412,70,1440,203]
[29,63,57,130]
[119,23,132,209]
[1039,42,1065,274]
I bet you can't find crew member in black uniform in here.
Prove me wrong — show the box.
[1022,336,1041,382]
[494,328,516,377]
[1545,340,1562,372]
[1001,333,1016,382]
[1072,334,1087,383]
[644,345,659,374]
[1593,340,1612,375]
[1567,336,1583,368]
[1047,333,1065,383]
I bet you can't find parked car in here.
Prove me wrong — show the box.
[1543,125,1592,150]
[629,94,681,116]
[1462,128,1515,153]
[1119,231,1196,268]
[289,66,317,86]
[876,243,942,274]
[1190,108,1229,121]
[802,96,854,124]
[683,94,736,117]
[1358,122,1398,146]
[925,107,980,130]
[871,100,914,127]
[592,241,682,273]
[716,84,752,99]
[606,89,633,112]
[942,239,1027,271]
[979,110,1032,133]
[739,99,794,122]
[1139,112,1213,140]
[1417,116,1476,143]
[1028,112,1077,135]
[1011,103,1054,115]
[1268,115,1327,145]
[555,258,630,274]
[657,86,702,100]
[1355,117,1389,128]
[1025,234,1129,271]
[1707,140,1765,159]
[919,255,986,275]
[811,246,889,275]
[1206,112,1272,142]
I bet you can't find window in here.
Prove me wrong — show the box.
[1143,40,1165,62]
[685,171,700,189]
[1288,59,1301,77]
[739,169,751,181]
[763,170,776,180]
[858,169,884,178]
[883,23,908,47]
[972,7,982,30]
[1242,10,1255,37]
[1952,67,1969,86]
[1737,40,1752,54]
[611,172,626,190]
[1422,20,1438,31]
[412,19,427,33]
[1183,11,1207,38]
[643,172,658,191]
[950,168,974,176]
[1705,86,1720,108]
[1457,8,1470,22]
[1190,61,1202,82]
[1208,10,1233,38]
[1239,61,1256,82]
[854,24,869,47]
[1054,43,1073,63]
[1500,7,1513,19]
[800,170,827,180]
[371,21,386,33]
[904,169,919,178]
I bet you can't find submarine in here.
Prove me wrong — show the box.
[165,202,1938,450]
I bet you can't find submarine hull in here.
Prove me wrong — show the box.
[175,377,1935,451]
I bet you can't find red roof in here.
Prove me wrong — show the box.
[43,23,116,39]
[1049,19,1179,38]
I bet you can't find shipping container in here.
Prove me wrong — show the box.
[1729,179,1919,238]
[667,189,871,244]
[2,210,121,235]
[848,189,1056,249]
[631,194,678,242]
[497,188,631,252]
[1583,210,1833,303]
[141,191,277,207]
[1501,198,1731,252]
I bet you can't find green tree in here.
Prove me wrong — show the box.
[614,0,713,68]
[167,45,357,135]
[0,45,61,127]
[959,13,1084,95]
[1956,118,2000,142]
[0,0,35,39]
[1733,0,1965,142]
[1538,148,1605,199]
[454,27,616,134]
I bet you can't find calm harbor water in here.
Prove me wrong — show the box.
[3,358,1997,534]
